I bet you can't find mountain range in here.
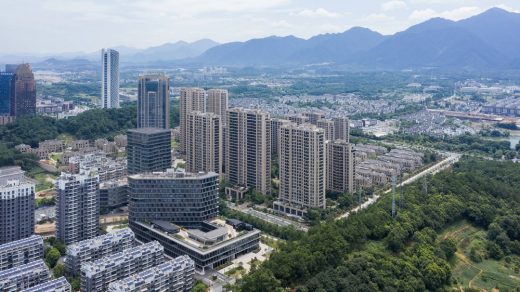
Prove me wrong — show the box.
[3,7,519,70]
[194,7,520,69]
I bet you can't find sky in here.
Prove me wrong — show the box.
[0,0,519,54]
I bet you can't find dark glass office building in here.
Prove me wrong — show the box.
[137,74,170,129]
[8,64,36,117]
[0,73,13,116]
[127,128,172,174]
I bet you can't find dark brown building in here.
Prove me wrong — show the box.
[9,64,36,117]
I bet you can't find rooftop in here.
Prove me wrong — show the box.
[129,169,218,180]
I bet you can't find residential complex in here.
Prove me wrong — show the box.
[0,260,50,291]
[179,87,206,153]
[270,118,291,156]
[0,235,43,271]
[0,166,35,244]
[128,171,219,228]
[325,140,356,194]
[274,123,325,216]
[317,118,335,141]
[65,228,135,276]
[127,128,172,174]
[333,117,350,143]
[186,111,222,174]
[107,256,195,292]
[81,241,164,292]
[55,170,100,244]
[226,108,271,195]
[101,48,120,109]
[137,74,170,129]
[206,89,229,125]
[24,277,71,292]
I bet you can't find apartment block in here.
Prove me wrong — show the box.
[179,88,206,154]
[303,111,325,125]
[81,241,164,292]
[65,228,135,276]
[55,170,100,245]
[24,277,71,292]
[274,123,325,216]
[333,117,350,143]
[127,128,171,174]
[186,111,221,174]
[317,119,335,141]
[226,108,271,195]
[206,89,228,125]
[107,256,195,292]
[0,260,50,291]
[270,118,291,157]
[0,166,35,244]
[325,140,356,194]
[0,235,43,271]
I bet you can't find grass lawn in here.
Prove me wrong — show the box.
[28,167,58,192]
[440,221,520,291]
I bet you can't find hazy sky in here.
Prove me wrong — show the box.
[1,0,518,54]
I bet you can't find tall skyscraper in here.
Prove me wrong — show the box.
[270,118,291,157]
[274,123,325,216]
[333,117,350,143]
[226,108,271,195]
[127,128,171,175]
[317,119,335,141]
[0,166,35,244]
[7,64,36,117]
[137,74,170,129]
[326,140,356,194]
[55,170,100,244]
[206,89,228,125]
[179,88,206,154]
[186,111,221,174]
[0,72,13,116]
[101,49,120,109]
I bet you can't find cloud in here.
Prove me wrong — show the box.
[409,6,485,22]
[364,13,394,22]
[381,1,408,12]
[409,9,437,22]
[297,8,341,18]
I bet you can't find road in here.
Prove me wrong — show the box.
[226,202,308,231]
[336,152,461,220]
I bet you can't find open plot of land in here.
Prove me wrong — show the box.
[440,221,520,291]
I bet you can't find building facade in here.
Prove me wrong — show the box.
[24,277,71,292]
[8,64,36,117]
[127,128,171,175]
[179,88,206,154]
[274,123,325,216]
[99,179,128,214]
[226,108,271,195]
[137,74,170,129]
[206,89,228,125]
[317,119,335,141]
[0,260,50,291]
[0,235,43,271]
[333,117,350,143]
[186,111,221,174]
[128,171,219,228]
[0,166,35,244]
[325,140,356,194]
[107,256,195,292]
[0,72,13,116]
[270,118,291,157]
[65,228,135,276]
[55,170,100,244]
[81,241,164,292]
[101,48,120,109]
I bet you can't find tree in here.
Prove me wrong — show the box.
[239,269,282,292]
[45,247,61,268]
[439,237,457,259]
[53,263,66,278]
[192,280,207,292]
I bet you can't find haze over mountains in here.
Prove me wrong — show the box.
[3,7,519,70]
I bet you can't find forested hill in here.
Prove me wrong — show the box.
[237,158,520,291]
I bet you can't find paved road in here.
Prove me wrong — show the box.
[336,152,461,220]
[227,203,308,231]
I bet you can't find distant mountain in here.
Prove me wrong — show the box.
[359,17,506,69]
[128,39,219,62]
[191,7,520,70]
[197,27,385,66]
